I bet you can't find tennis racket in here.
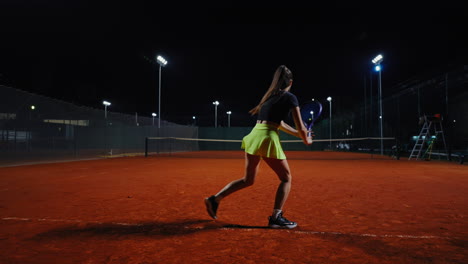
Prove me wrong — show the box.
[300,100,323,137]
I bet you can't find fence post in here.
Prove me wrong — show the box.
[145,137,148,157]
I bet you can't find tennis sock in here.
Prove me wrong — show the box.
[272,209,282,220]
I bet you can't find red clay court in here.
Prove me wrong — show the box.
[0,151,467,263]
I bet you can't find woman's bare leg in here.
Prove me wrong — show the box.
[262,157,297,228]
[214,153,261,201]
[263,157,292,210]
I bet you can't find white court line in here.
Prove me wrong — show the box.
[2,217,145,226]
[219,228,454,240]
[1,217,457,240]
[0,157,105,168]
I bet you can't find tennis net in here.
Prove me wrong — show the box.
[144,137,398,160]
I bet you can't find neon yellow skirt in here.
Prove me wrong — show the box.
[241,123,286,160]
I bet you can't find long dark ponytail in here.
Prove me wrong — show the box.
[249,65,293,115]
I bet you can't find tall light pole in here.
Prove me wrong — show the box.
[226,111,232,127]
[28,105,36,150]
[156,55,168,128]
[152,113,157,126]
[103,101,111,119]
[30,105,35,120]
[213,101,219,127]
[102,100,112,155]
[192,116,196,126]
[327,97,332,150]
[372,54,384,155]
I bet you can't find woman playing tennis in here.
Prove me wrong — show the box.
[205,65,313,229]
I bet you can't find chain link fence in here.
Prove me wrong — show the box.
[0,85,197,165]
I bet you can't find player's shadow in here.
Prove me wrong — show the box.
[32,220,465,263]
[222,224,270,229]
[33,219,215,239]
[33,219,268,240]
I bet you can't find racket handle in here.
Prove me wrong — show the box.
[307,124,313,138]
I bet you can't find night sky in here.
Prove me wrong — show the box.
[1,3,467,126]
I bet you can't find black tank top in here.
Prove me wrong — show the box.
[257,91,299,124]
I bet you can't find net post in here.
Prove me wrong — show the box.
[145,137,148,157]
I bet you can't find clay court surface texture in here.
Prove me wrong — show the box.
[0,151,467,264]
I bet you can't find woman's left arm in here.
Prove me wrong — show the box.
[279,106,312,145]
[279,120,299,137]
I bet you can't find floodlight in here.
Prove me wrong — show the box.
[156,55,168,66]
[372,54,383,64]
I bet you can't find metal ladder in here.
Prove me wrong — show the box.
[409,115,448,160]
[409,117,431,160]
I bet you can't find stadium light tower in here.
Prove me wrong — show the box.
[213,101,219,127]
[372,54,384,155]
[152,113,157,126]
[103,101,111,119]
[327,97,332,149]
[156,55,168,128]
[227,111,232,127]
